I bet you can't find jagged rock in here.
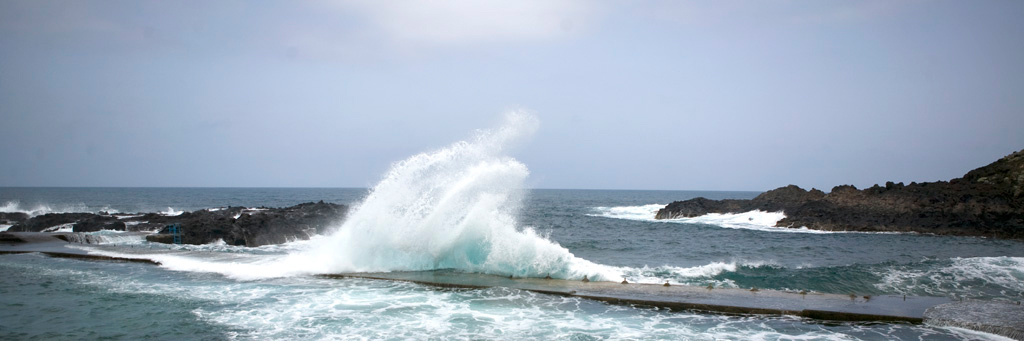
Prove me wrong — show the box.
[72,215,127,232]
[232,201,348,246]
[144,201,348,246]
[656,149,1024,239]
[8,213,98,232]
[4,202,348,247]
[0,212,30,224]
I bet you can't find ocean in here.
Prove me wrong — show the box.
[2,115,1022,340]
[2,187,1022,340]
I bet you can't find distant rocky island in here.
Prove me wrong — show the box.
[656,149,1024,239]
[1,201,347,247]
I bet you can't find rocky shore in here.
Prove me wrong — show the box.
[4,201,348,247]
[656,149,1024,239]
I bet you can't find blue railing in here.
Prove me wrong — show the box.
[167,223,182,245]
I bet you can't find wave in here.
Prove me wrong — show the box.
[618,261,773,287]
[874,256,1024,300]
[159,207,184,216]
[627,257,1024,299]
[592,205,806,232]
[298,111,620,280]
[593,204,912,235]
[0,200,93,217]
[75,112,622,282]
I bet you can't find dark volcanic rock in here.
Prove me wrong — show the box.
[232,202,348,246]
[656,149,1024,239]
[72,215,127,232]
[0,212,30,224]
[145,201,348,246]
[8,213,99,232]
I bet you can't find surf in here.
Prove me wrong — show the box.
[88,111,622,281]
[299,111,619,280]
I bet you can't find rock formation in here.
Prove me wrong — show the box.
[0,212,30,225]
[7,201,348,247]
[7,213,97,232]
[656,149,1024,239]
[145,201,348,246]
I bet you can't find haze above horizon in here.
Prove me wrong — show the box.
[2,1,1022,191]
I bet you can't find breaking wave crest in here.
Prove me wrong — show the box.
[0,201,93,217]
[93,112,622,281]
[300,111,618,280]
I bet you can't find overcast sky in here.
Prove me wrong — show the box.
[1,1,1022,191]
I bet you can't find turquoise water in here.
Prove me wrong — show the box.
[2,187,1023,340]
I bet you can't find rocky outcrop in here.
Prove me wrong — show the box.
[0,212,30,225]
[72,215,126,232]
[8,213,97,232]
[6,201,349,246]
[656,149,1024,239]
[145,201,348,246]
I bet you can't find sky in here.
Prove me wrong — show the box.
[1,0,1022,191]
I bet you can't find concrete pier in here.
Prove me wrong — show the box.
[322,270,950,323]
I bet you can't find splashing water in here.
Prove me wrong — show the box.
[117,112,620,281]
[302,111,619,280]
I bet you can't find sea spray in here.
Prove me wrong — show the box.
[304,111,620,280]
[71,112,620,280]
[0,200,92,217]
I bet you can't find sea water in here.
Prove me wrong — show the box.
[2,112,1022,339]
[3,189,1021,340]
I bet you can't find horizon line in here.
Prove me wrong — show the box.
[0,185,766,192]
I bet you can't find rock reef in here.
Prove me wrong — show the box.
[7,201,348,247]
[656,149,1024,239]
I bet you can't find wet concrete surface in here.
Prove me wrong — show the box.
[323,270,952,323]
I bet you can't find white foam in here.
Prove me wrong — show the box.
[875,256,1024,299]
[61,231,148,245]
[159,207,184,216]
[231,208,268,220]
[41,223,75,233]
[297,111,620,281]
[594,204,911,234]
[617,261,777,287]
[673,210,796,231]
[590,204,667,221]
[941,326,1018,341]
[0,224,10,232]
[594,205,803,232]
[0,201,18,213]
[0,200,91,217]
